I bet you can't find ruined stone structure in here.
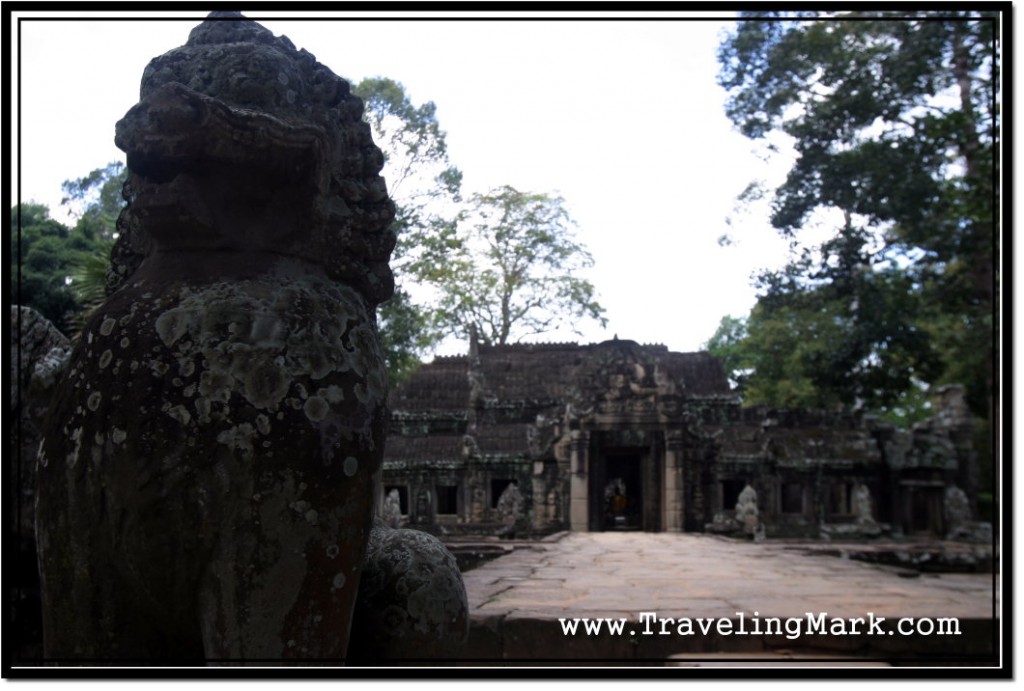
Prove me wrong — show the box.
[11,306,72,660]
[12,307,70,554]
[34,13,401,662]
[382,338,980,539]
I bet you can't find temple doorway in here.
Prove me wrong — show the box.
[906,484,945,536]
[603,453,643,530]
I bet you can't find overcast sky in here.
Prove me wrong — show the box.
[11,9,805,356]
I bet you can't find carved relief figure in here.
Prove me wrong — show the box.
[852,483,877,526]
[943,485,971,538]
[381,488,403,529]
[735,484,760,535]
[497,481,526,537]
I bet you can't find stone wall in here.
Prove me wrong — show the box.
[384,340,983,540]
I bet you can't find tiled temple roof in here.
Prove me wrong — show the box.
[385,340,735,464]
[388,340,733,414]
[384,434,464,463]
[388,356,469,411]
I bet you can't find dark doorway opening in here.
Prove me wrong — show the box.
[908,487,942,535]
[828,482,853,517]
[781,482,804,514]
[491,478,517,509]
[721,479,746,511]
[436,484,459,515]
[603,454,643,530]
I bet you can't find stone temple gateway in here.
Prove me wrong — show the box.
[382,337,979,539]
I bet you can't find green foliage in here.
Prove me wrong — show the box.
[423,185,606,346]
[353,77,462,205]
[717,12,997,420]
[377,287,437,386]
[12,163,126,335]
[66,236,115,335]
[352,79,605,375]
[61,161,126,243]
[352,78,462,384]
[704,315,751,389]
[736,227,942,423]
[11,204,80,332]
[352,76,462,270]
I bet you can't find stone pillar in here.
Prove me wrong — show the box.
[462,435,485,523]
[569,430,590,531]
[531,461,549,531]
[662,431,685,532]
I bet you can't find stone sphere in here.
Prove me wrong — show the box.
[348,522,468,663]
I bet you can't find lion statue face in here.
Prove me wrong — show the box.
[111,13,396,305]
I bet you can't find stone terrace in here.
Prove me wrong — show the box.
[457,532,999,666]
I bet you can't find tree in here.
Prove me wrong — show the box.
[11,204,80,332]
[704,315,752,390]
[352,81,605,362]
[351,77,463,383]
[61,162,125,328]
[423,185,606,346]
[708,222,943,423]
[61,161,126,244]
[717,12,998,419]
[12,163,126,335]
[353,77,462,210]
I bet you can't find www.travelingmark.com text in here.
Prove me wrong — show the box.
[559,611,961,640]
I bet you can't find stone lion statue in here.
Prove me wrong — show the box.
[36,12,395,663]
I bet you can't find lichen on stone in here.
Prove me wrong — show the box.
[35,11,398,663]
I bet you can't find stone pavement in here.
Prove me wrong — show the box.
[456,532,999,666]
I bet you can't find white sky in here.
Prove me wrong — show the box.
[11,9,802,357]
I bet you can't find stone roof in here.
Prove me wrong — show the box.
[385,340,735,464]
[388,340,733,414]
[389,355,470,412]
[383,434,464,466]
[476,343,584,403]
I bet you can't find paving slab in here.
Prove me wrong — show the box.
[456,532,999,666]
